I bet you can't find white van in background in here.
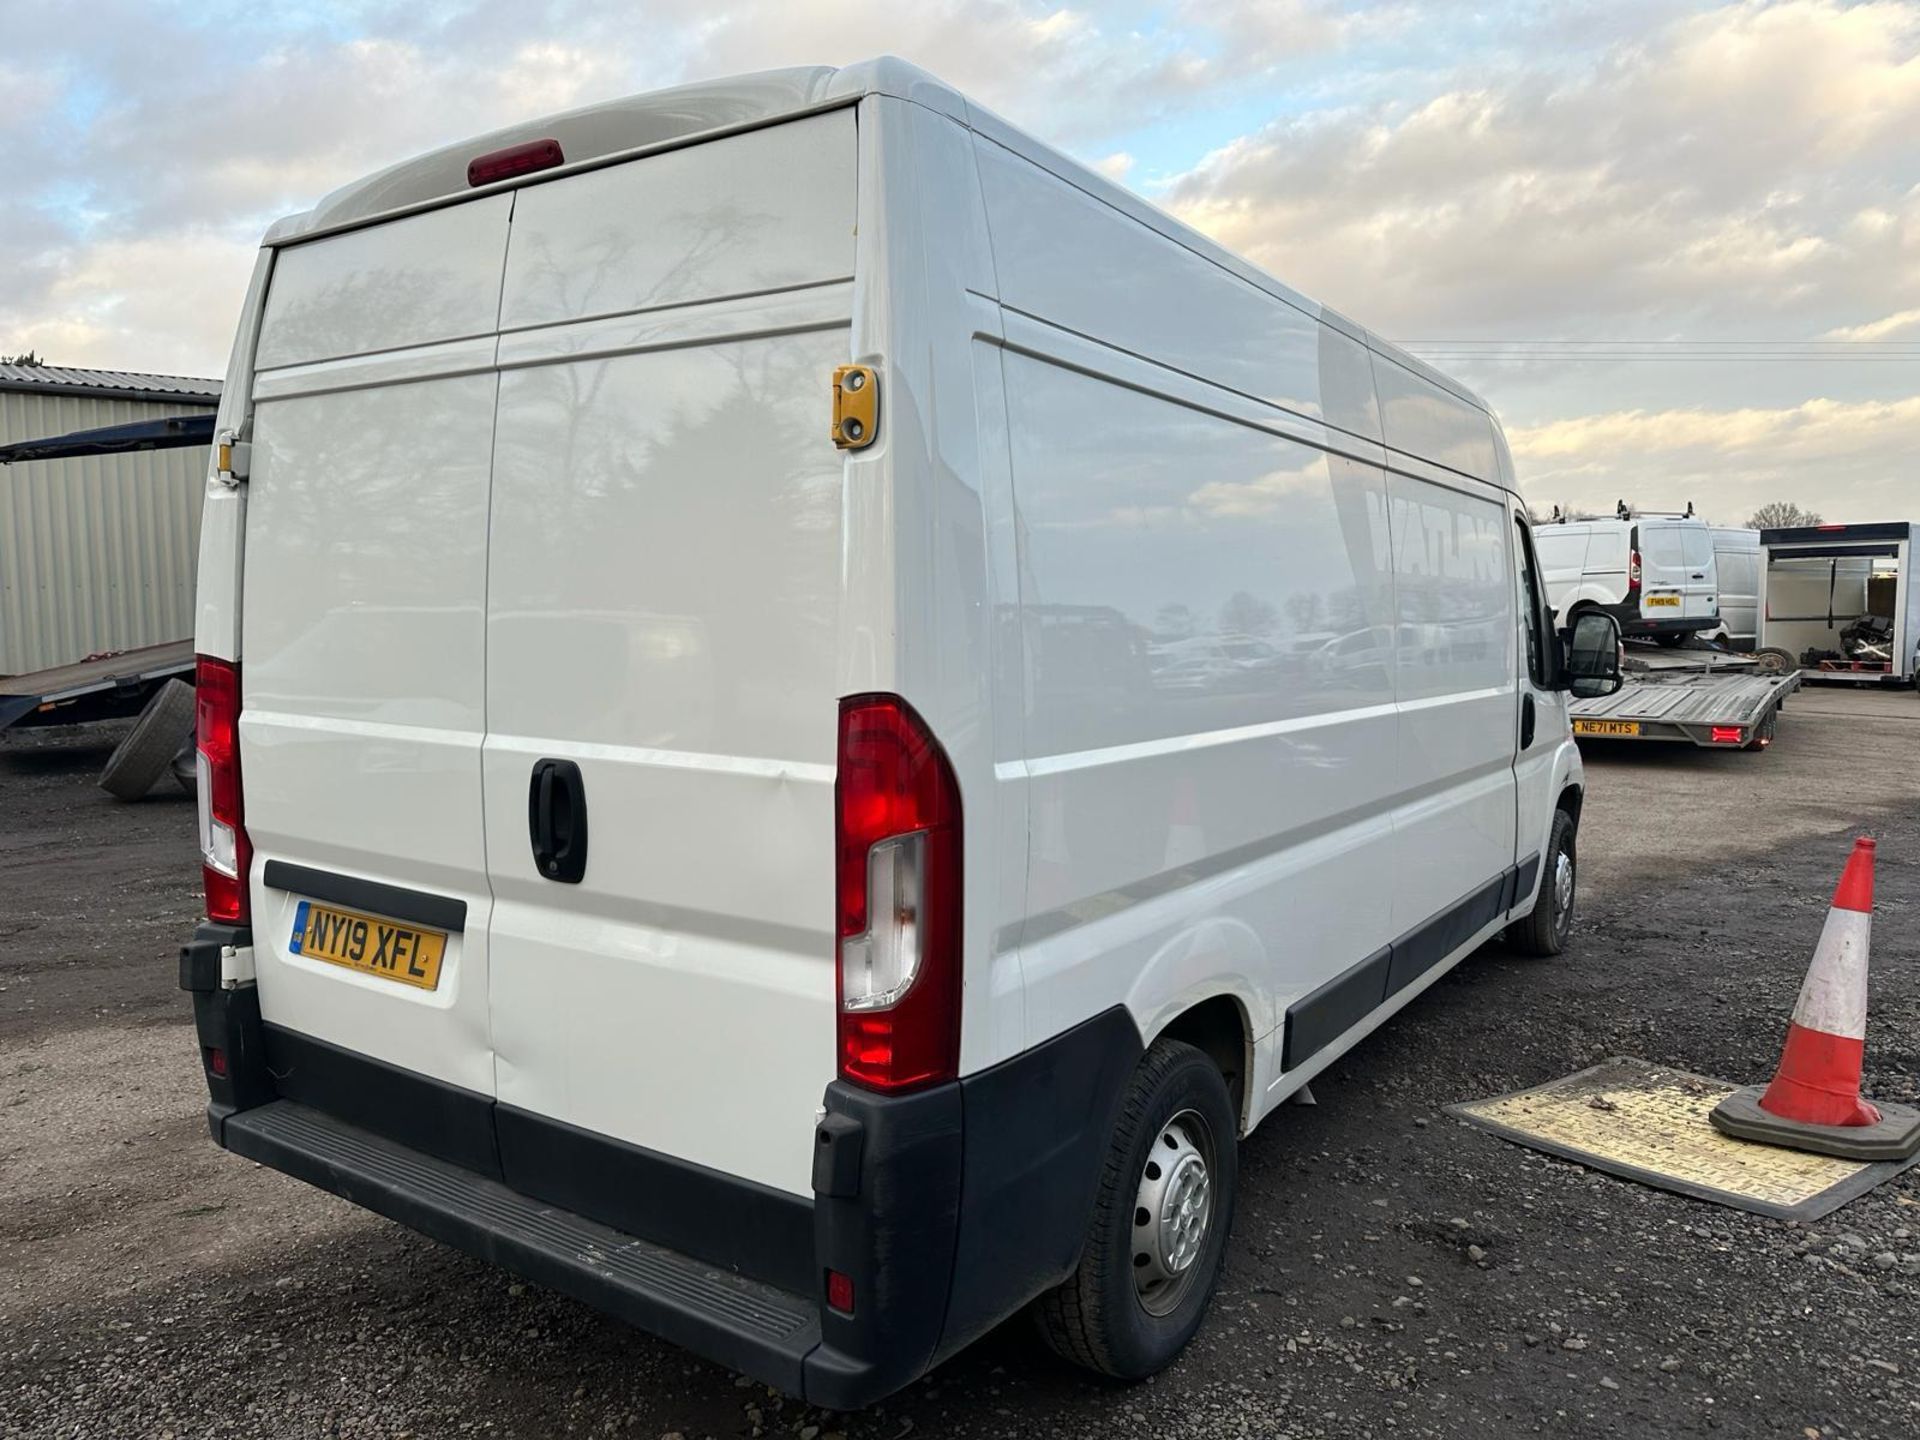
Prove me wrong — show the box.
[179,59,1621,1408]
[1532,513,1719,644]
[1704,527,1761,650]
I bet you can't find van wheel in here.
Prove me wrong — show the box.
[1507,809,1576,957]
[1752,647,1797,676]
[1034,1039,1237,1380]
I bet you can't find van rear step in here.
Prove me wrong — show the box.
[222,1101,820,1389]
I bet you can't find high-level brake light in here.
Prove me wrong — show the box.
[467,138,565,188]
[195,656,251,923]
[835,695,962,1093]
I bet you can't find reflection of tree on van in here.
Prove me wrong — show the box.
[1218,590,1278,637]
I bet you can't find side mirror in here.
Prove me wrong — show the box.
[1560,610,1624,698]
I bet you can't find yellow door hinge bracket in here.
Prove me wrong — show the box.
[832,365,878,450]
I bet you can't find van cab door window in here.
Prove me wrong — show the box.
[1513,516,1551,688]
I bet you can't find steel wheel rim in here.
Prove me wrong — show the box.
[1131,1108,1216,1317]
[1553,847,1576,930]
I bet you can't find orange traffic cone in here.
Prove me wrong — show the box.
[1710,837,1920,1160]
[1759,837,1879,1127]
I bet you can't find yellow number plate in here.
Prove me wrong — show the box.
[1644,595,1681,608]
[1573,719,1641,737]
[289,900,447,990]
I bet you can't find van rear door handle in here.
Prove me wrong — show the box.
[528,759,589,884]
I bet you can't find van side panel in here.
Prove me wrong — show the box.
[996,350,1399,1064]
[970,136,1383,444]
[481,111,857,1198]
[1382,473,1518,949]
[1371,352,1498,482]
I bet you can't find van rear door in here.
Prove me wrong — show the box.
[1636,521,1715,625]
[240,198,511,1121]
[480,112,857,1200]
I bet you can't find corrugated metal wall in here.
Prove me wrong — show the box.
[0,390,213,676]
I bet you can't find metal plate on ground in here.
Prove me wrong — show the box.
[1449,1057,1920,1220]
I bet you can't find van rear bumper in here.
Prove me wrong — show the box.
[220,1097,825,1388]
[182,922,1142,1407]
[1606,600,1715,637]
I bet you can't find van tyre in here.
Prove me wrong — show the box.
[1507,808,1576,957]
[98,679,196,801]
[1035,1038,1237,1380]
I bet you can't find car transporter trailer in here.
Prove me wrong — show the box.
[1568,642,1800,750]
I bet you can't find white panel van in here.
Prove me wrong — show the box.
[180,60,1620,1406]
[1705,527,1761,649]
[1532,515,1719,643]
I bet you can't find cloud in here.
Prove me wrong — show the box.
[1,1,1226,375]
[1160,1,1920,339]
[0,230,261,376]
[1823,307,1920,341]
[1,0,1914,530]
[1508,395,1920,523]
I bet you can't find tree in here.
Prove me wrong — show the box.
[1284,591,1326,634]
[1,350,44,365]
[1747,501,1822,530]
[1218,590,1278,637]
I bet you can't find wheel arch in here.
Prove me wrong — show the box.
[1146,992,1253,1133]
[1556,780,1584,830]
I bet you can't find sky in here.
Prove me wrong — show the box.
[2,0,1916,523]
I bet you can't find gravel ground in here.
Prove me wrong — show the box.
[3,684,1918,1440]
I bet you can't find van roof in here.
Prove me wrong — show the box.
[262,57,1487,416]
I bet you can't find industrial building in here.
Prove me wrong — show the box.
[0,363,219,675]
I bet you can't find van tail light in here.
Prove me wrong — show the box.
[195,656,251,924]
[1628,550,1642,590]
[835,695,961,1093]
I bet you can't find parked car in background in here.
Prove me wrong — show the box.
[179,57,1624,1411]
[1532,514,1719,644]
[1704,527,1761,650]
